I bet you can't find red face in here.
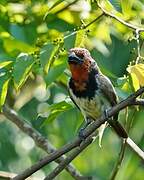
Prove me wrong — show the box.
[68,48,92,91]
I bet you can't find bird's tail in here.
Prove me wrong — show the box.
[108,120,128,138]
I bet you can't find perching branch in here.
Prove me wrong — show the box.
[131,99,144,106]
[2,106,83,180]
[12,87,144,180]
[44,133,97,180]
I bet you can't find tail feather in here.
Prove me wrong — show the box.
[108,120,128,138]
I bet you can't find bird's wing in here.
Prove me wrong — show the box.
[97,74,118,106]
[97,73,118,121]
[97,74,127,138]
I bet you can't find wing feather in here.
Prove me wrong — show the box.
[97,74,117,106]
[97,74,118,120]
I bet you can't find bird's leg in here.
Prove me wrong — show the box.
[78,118,91,140]
[104,109,110,120]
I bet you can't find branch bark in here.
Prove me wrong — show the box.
[44,134,97,180]
[12,87,144,180]
[2,106,83,180]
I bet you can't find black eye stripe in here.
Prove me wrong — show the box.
[68,53,84,64]
[69,56,80,61]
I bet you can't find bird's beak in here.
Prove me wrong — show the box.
[68,52,83,64]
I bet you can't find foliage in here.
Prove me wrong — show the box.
[0,0,144,179]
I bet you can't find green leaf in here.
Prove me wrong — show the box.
[0,73,11,108]
[108,0,121,11]
[115,87,131,100]
[102,0,115,11]
[44,57,67,86]
[75,30,85,47]
[40,43,60,73]
[0,61,13,69]
[127,63,144,87]
[47,0,64,12]
[130,72,140,91]
[46,14,74,32]
[13,53,34,91]
[121,0,134,16]
[3,37,35,53]
[41,101,73,126]
[64,32,76,50]
[10,23,37,45]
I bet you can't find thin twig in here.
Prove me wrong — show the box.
[135,29,141,64]
[110,106,129,180]
[63,13,104,40]
[96,0,144,32]
[84,13,104,29]
[96,0,144,63]
[109,103,138,180]
[12,87,144,180]
[126,137,144,160]
[2,106,83,180]
[110,140,126,180]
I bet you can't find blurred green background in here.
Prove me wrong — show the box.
[0,0,144,179]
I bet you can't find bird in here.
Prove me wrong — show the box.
[67,47,128,146]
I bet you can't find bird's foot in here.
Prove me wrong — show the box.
[78,127,86,140]
[104,109,110,120]
[78,120,91,140]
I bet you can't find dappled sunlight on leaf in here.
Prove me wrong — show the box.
[41,100,73,126]
[40,43,61,73]
[127,63,144,88]
[0,76,11,108]
[3,37,35,53]
[13,53,35,91]
[95,22,111,44]
[130,72,140,91]
[0,61,13,69]
[75,29,86,47]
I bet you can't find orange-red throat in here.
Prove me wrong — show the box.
[69,62,89,82]
[69,60,91,91]
[68,48,92,91]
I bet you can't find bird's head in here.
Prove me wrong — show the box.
[68,48,95,82]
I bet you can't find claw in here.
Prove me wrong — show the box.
[78,127,85,140]
[78,118,91,140]
[104,109,109,119]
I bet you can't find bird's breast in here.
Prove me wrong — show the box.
[69,88,111,120]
